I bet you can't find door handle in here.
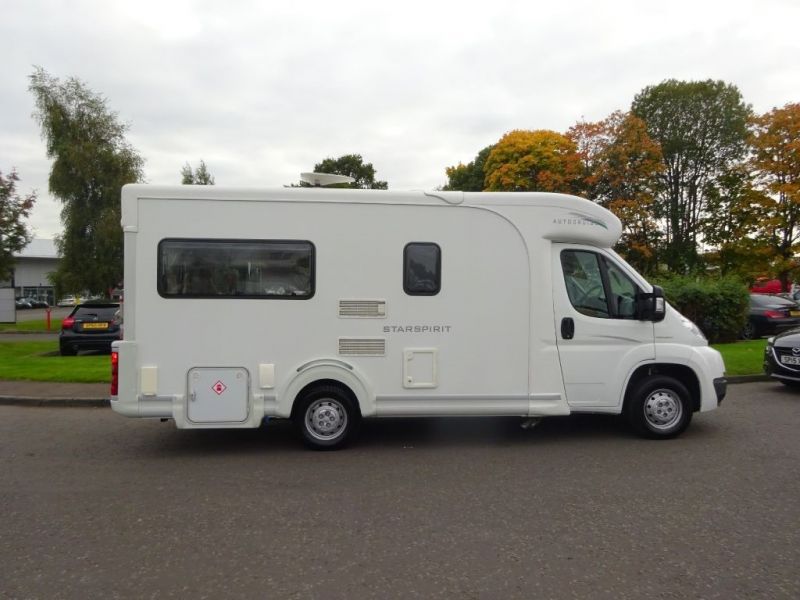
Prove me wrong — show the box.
[561,317,575,340]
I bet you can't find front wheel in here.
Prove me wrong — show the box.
[293,385,360,450]
[625,376,693,439]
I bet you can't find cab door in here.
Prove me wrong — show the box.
[552,245,655,409]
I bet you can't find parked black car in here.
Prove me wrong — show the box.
[764,328,800,387]
[59,302,122,356]
[743,294,800,339]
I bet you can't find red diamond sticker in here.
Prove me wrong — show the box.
[212,380,227,395]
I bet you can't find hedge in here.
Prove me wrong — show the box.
[654,275,749,343]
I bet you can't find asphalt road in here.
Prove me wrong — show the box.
[1,382,799,599]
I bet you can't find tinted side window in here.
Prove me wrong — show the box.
[158,239,314,299]
[404,243,441,295]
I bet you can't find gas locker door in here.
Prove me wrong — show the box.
[187,368,250,423]
[552,244,655,409]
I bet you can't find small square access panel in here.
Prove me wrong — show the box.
[403,348,438,389]
[187,367,249,423]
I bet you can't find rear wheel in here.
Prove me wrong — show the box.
[293,384,360,450]
[741,320,757,340]
[625,375,693,439]
[59,345,77,356]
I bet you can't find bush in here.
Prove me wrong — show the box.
[654,275,749,343]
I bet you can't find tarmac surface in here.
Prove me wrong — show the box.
[1,381,799,599]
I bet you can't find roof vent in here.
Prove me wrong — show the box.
[300,172,355,187]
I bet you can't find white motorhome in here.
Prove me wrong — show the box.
[111,184,726,448]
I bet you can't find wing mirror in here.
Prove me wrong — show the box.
[637,285,666,322]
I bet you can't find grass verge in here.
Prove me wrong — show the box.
[0,319,62,332]
[711,338,767,376]
[0,341,110,383]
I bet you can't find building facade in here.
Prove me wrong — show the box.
[12,239,59,305]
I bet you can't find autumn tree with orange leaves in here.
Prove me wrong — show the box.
[483,130,582,193]
[750,102,800,289]
[568,112,663,273]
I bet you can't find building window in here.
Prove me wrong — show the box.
[404,243,441,295]
[158,239,315,299]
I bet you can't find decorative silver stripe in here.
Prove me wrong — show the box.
[375,393,568,417]
[377,394,529,402]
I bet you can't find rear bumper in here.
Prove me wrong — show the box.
[762,317,800,335]
[60,333,120,351]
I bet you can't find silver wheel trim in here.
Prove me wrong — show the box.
[643,388,684,431]
[304,398,348,441]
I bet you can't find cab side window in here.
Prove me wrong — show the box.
[604,259,638,319]
[561,250,609,318]
[561,250,640,319]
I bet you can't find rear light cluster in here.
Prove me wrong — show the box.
[61,316,75,330]
[111,351,119,396]
[764,310,786,319]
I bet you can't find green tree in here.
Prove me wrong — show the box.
[307,154,388,189]
[442,145,494,191]
[181,160,215,185]
[700,167,769,279]
[29,67,144,296]
[483,130,583,193]
[632,79,752,272]
[0,169,36,282]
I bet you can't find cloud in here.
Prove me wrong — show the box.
[1,0,798,238]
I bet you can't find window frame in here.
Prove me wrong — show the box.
[403,242,442,296]
[560,249,640,319]
[157,238,316,300]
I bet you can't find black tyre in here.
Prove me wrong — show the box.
[293,384,360,450]
[741,320,757,340]
[59,345,77,356]
[625,375,693,439]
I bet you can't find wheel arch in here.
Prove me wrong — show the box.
[623,363,701,413]
[277,359,375,418]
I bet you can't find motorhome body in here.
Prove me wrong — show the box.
[111,185,726,448]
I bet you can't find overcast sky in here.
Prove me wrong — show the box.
[2,0,798,239]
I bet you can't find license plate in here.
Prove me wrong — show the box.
[780,355,800,365]
[82,322,109,330]
[791,311,800,317]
